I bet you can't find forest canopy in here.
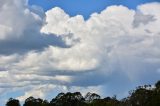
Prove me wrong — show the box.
[6,80,160,106]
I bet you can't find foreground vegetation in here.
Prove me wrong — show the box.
[6,80,160,106]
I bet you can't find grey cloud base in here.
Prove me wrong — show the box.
[0,0,160,105]
[0,0,68,55]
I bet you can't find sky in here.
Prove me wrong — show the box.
[29,0,159,19]
[0,0,160,105]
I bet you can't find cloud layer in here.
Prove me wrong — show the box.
[0,0,160,104]
[0,0,67,55]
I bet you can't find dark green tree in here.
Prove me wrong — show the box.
[155,80,160,88]
[50,92,86,106]
[149,80,160,106]
[85,92,101,103]
[24,96,49,106]
[6,98,20,106]
[5,80,160,106]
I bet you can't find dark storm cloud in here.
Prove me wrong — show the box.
[0,33,67,55]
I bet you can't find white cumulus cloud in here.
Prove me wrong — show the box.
[0,1,160,105]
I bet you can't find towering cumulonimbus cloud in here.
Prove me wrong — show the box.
[0,0,160,104]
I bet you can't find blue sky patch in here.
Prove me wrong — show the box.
[29,0,160,19]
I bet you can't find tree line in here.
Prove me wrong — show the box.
[6,80,160,106]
